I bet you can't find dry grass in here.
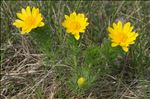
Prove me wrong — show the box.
[0,35,56,98]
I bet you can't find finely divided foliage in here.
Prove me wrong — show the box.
[12,5,140,95]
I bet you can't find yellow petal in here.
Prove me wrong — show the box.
[26,6,31,16]
[78,13,84,18]
[123,22,131,33]
[13,19,24,27]
[72,12,76,15]
[34,8,39,17]
[85,22,89,26]
[135,33,139,37]
[129,41,135,44]
[38,22,45,27]
[113,23,117,29]
[21,26,32,34]
[80,29,85,33]
[111,43,118,47]
[70,12,76,18]
[118,21,122,27]
[37,14,43,21]
[21,27,28,33]
[122,47,128,52]
[120,42,128,47]
[127,32,138,43]
[21,8,27,16]
[32,8,39,17]
[32,7,36,17]
[21,31,26,35]
[66,29,72,33]
[65,15,69,19]
[108,27,114,34]
[16,13,25,20]
[117,21,122,31]
[85,18,88,21]
[25,28,32,33]
[129,26,134,32]
[108,34,113,38]
[74,33,80,40]
[62,22,66,27]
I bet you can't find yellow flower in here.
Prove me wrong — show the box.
[62,12,89,40]
[107,21,139,52]
[13,6,45,34]
[77,77,86,87]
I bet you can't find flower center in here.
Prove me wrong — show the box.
[26,16,36,27]
[116,33,127,43]
[71,21,81,30]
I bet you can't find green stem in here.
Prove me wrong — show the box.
[75,0,81,12]
[73,55,77,70]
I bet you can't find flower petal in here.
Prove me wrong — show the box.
[108,27,114,34]
[74,33,80,40]
[123,22,131,33]
[21,8,27,17]
[113,23,117,29]
[117,21,122,31]
[65,15,69,19]
[17,13,25,20]
[122,47,128,52]
[13,19,24,27]
[38,22,45,27]
[26,6,31,16]
[111,43,118,47]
